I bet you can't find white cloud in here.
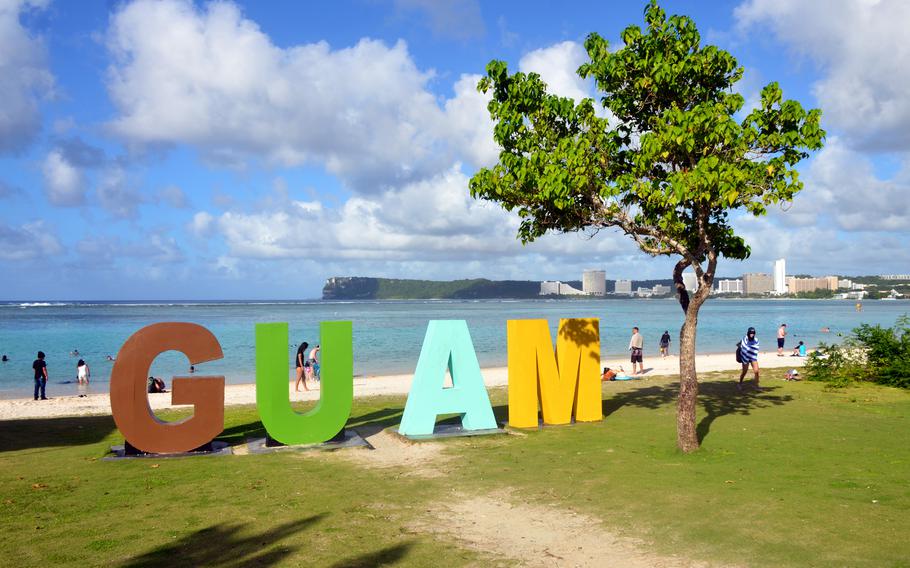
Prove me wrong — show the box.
[518,41,591,102]
[41,149,85,206]
[76,233,184,264]
[736,0,910,151]
[105,0,457,191]
[0,0,54,154]
[206,163,652,288]
[188,210,215,237]
[96,167,143,219]
[156,184,189,208]
[785,138,910,232]
[443,74,498,168]
[0,220,62,260]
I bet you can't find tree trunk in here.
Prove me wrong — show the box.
[676,297,704,452]
[673,254,714,453]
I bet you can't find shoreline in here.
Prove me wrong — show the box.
[0,352,807,421]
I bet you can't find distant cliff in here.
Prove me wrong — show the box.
[322,277,542,300]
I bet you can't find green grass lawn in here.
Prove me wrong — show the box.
[1,374,909,567]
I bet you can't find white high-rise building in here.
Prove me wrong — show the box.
[539,281,585,296]
[614,279,633,295]
[582,270,606,296]
[716,279,744,294]
[682,270,698,293]
[773,259,787,295]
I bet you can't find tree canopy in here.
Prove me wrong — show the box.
[470,1,824,294]
[470,1,825,452]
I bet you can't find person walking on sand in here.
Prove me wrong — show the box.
[659,330,671,358]
[629,327,644,375]
[738,327,760,391]
[295,341,310,392]
[308,344,321,382]
[777,323,787,356]
[32,350,48,400]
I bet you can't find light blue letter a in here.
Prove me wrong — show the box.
[399,320,497,436]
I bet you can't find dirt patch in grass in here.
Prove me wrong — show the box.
[337,428,451,477]
[422,492,717,568]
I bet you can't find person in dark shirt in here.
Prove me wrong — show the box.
[659,331,672,357]
[295,342,310,392]
[32,351,48,400]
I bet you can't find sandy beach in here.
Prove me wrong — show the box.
[0,352,806,421]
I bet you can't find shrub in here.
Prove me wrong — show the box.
[805,315,910,388]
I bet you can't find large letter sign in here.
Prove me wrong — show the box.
[399,320,497,437]
[507,318,602,428]
[256,321,353,445]
[110,322,226,454]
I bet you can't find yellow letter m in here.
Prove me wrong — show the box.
[507,318,602,428]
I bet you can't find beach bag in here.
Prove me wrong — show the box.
[735,341,743,364]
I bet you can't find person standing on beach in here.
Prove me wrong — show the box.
[738,327,760,391]
[295,341,310,392]
[629,327,644,375]
[76,359,90,385]
[76,359,90,398]
[32,351,48,400]
[777,323,787,356]
[308,344,321,382]
[659,330,671,357]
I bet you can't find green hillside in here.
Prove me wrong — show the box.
[322,276,541,300]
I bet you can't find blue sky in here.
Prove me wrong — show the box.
[1,0,908,300]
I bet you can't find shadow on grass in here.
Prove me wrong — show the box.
[0,414,117,454]
[347,407,404,438]
[218,420,267,445]
[328,541,414,568]
[603,380,793,444]
[122,515,326,567]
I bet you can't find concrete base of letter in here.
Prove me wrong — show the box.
[393,422,506,441]
[104,440,232,460]
[246,429,371,454]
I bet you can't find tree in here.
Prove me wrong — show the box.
[469,1,825,452]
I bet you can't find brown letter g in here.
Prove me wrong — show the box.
[110,323,225,454]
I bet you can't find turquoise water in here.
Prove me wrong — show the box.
[0,299,907,399]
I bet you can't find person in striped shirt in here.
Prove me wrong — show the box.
[738,327,760,391]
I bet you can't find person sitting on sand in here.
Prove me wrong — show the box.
[791,341,807,357]
[601,367,617,381]
[147,376,167,393]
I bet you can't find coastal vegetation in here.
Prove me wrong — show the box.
[806,315,910,389]
[469,1,825,451]
[322,276,541,300]
[2,376,908,566]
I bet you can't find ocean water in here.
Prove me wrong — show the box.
[0,298,907,399]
